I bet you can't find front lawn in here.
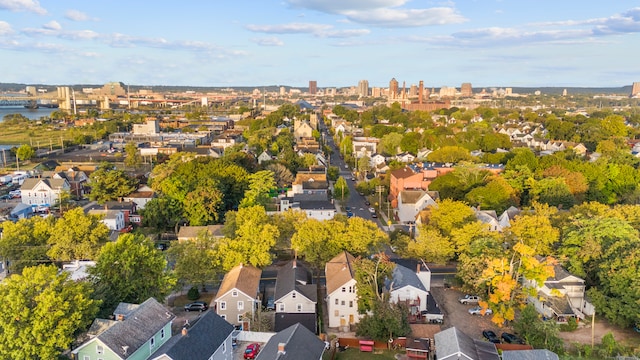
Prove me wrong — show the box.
[324,348,400,360]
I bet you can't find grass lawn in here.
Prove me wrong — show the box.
[170,292,215,308]
[324,348,400,360]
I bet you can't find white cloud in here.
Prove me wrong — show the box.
[0,20,13,35]
[65,9,95,22]
[0,0,46,14]
[246,22,369,38]
[250,37,285,46]
[286,0,407,13]
[42,20,61,31]
[343,7,467,27]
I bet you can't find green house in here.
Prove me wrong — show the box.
[72,298,175,360]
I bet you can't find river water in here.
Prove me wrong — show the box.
[0,107,57,121]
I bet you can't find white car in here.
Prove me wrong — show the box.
[468,306,493,316]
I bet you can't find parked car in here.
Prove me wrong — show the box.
[364,200,370,206]
[458,294,480,304]
[482,330,500,344]
[346,211,353,218]
[501,332,525,344]
[244,343,261,359]
[0,194,11,200]
[184,301,208,312]
[265,297,275,311]
[468,306,493,316]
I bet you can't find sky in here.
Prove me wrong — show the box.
[1,0,640,88]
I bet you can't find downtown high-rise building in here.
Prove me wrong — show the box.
[357,80,369,97]
[632,82,640,97]
[308,81,317,95]
[389,78,399,99]
[461,83,473,97]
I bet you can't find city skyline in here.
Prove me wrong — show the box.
[1,1,639,88]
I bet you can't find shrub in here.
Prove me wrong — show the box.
[187,286,200,300]
[559,317,578,332]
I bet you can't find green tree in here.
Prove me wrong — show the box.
[47,208,110,262]
[291,218,345,272]
[183,184,224,225]
[327,165,340,181]
[353,254,395,313]
[0,265,100,359]
[409,225,455,264]
[333,176,350,200]
[0,216,54,274]
[216,206,278,270]
[141,197,184,232]
[167,233,220,290]
[15,144,35,161]
[506,148,538,172]
[513,304,564,354]
[380,132,403,155]
[507,202,559,255]
[265,163,294,188]
[124,142,142,169]
[426,146,472,163]
[90,233,176,314]
[239,170,276,208]
[427,199,476,236]
[88,163,138,204]
[356,300,411,341]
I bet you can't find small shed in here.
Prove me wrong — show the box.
[406,338,431,359]
[10,203,33,220]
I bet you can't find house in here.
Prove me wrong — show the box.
[289,171,328,196]
[177,225,224,242]
[273,260,317,333]
[88,209,126,231]
[278,193,335,221]
[214,263,262,326]
[150,311,234,360]
[256,323,325,360]
[386,262,434,316]
[502,349,559,360]
[123,185,156,210]
[370,153,386,167]
[20,178,70,207]
[473,209,502,232]
[257,150,274,164]
[525,262,595,321]
[62,260,96,281]
[395,152,416,163]
[72,298,175,360]
[293,119,314,140]
[389,167,429,203]
[85,201,137,224]
[9,203,33,220]
[434,327,499,360]
[416,149,433,160]
[52,168,89,199]
[498,206,521,229]
[325,251,360,329]
[396,190,438,224]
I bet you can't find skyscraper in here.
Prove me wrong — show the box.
[309,81,317,95]
[389,78,399,99]
[357,80,369,97]
[461,83,473,97]
[632,82,640,97]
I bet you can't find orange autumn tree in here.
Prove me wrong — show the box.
[480,242,556,326]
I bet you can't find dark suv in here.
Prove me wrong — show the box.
[184,301,208,312]
[501,332,525,344]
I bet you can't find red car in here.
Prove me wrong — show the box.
[244,343,260,359]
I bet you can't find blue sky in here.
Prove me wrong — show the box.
[1,0,639,88]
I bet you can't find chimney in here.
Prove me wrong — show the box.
[417,263,420,274]
[116,314,125,321]
[182,327,188,336]
[277,343,286,354]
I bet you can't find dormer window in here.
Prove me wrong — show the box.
[232,290,238,297]
[292,292,296,299]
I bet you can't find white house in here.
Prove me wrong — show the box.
[88,209,125,231]
[395,152,416,163]
[386,263,432,313]
[20,178,70,207]
[370,153,386,167]
[214,264,262,326]
[325,251,361,329]
[396,190,437,224]
[122,185,156,210]
[273,260,317,333]
[257,150,273,164]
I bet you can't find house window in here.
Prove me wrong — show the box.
[342,287,346,292]
[232,290,238,297]
[297,304,302,312]
[279,303,285,312]
[335,298,338,305]
[292,292,296,298]
[96,345,104,354]
[83,356,90,360]
[341,301,345,306]
[220,314,226,320]
[220,301,226,310]
[349,301,353,308]
[237,301,244,310]
[161,328,165,339]
[238,314,243,322]
[222,342,226,353]
[150,337,155,348]
[334,310,339,317]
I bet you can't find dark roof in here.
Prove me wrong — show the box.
[258,323,325,359]
[386,264,426,293]
[502,349,560,360]
[274,261,317,302]
[274,313,317,334]
[434,327,499,360]
[35,159,60,171]
[426,292,442,315]
[20,178,68,191]
[92,298,175,359]
[151,311,234,360]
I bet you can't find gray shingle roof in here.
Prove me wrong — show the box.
[434,327,499,360]
[256,323,325,360]
[274,261,317,302]
[502,349,560,360]
[150,311,234,360]
[386,264,426,292]
[94,298,175,359]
